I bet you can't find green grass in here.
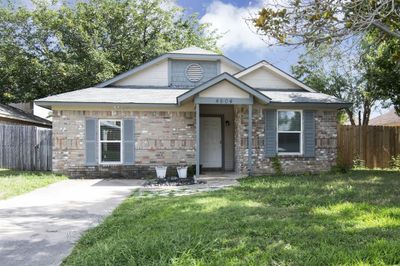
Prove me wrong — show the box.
[63,170,400,265]
[0,169,67,200]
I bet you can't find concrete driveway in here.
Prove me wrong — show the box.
[0,179,144,266]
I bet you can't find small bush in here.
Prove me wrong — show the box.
[389,155,400,170]
[271,155,282,175]
[187,165,196,177]
[353,156,366,169]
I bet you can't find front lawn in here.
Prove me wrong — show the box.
[64,170,400,265]
[0,169,67,200]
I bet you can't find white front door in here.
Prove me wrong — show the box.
[200,116,222,168]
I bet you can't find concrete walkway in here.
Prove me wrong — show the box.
[0,175,239,266]
[0,179,145,266]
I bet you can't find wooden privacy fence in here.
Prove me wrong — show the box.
[0,124,52,171]
[337,125,400,169]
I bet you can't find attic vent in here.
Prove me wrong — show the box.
[185,63,203,82]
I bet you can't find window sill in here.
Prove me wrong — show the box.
[98,163,123,166]
[265,154,304,159]
[277,153,303,157]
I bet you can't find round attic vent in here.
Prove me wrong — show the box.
[185,63,203,82]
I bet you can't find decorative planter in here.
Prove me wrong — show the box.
[155,166,167,179]
[177,166,188,179]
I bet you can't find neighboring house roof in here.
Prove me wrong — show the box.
[234,61,316,92]
[0,103,52,127]
[369,108,400,126]
[177,73,271,105]
[97,49,243,88]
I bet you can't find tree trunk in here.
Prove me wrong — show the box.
[362,98,372,126]
[345,108,356,125]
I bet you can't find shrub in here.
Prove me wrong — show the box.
[353,156,366,169]
[389,155,400,170]
[271,155,283,175]
[187,165,196,177]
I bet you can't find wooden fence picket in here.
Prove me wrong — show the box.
[0,124,52,171]
[337,125,400,168]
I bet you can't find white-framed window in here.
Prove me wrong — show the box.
[277,110,302,155]
[99,120,122,164]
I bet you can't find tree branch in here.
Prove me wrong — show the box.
[371,21,400,39]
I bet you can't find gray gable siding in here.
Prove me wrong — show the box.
[170,59,219,88]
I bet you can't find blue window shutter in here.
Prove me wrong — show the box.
[123,118,135,165]
[303,110,316,157]
[264,109,277,157]
[85,118,98,165]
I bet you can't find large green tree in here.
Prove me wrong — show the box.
[252,0,400,46]
[251,0,400,113]
[362,32,400,114]
[0,0,220,103]
[292,44,379,125]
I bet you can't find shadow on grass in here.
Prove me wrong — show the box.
[63,170,400,265]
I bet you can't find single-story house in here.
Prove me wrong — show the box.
[0,103,52,128]
[369,108,400,126]
[35,47,350,178]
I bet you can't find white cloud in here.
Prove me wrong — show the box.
[200,1,273,52]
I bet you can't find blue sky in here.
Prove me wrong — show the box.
[176,0,303,73]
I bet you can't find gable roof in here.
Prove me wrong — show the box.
[234,61,316,92]
[369,108,400,126]
[177,73,271,105]
[0,103,52,127]
[96,47,244,88]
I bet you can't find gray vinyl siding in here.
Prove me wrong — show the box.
[264,109,277,157]
[303,110,316,157]
[170,59,219,88]
[85,118,98,165]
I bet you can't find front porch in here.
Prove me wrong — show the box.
[176,73,272,178]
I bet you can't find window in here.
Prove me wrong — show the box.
[277,110,302,154]
[99,120,122,163]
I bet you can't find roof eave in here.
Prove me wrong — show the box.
[34,100,179,108]
[267,102,352,109]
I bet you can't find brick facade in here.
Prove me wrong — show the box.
[52,104,337,178]
[234,104,337,175]
[52,109,196,178]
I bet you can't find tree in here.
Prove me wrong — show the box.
[0,0,220,103]
[252,0,400,46]
[362,32,400,114]
[252,0,400,115]
[292,44,378,125]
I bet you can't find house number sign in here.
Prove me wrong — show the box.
[215,98,233,104]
